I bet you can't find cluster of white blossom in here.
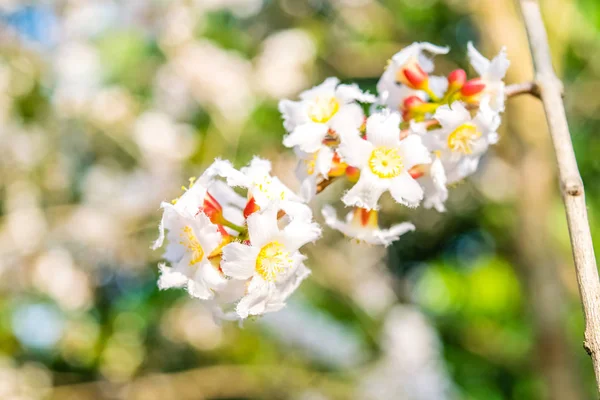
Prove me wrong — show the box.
[154,41,509,320]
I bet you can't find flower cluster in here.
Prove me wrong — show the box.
[154,41,509,320]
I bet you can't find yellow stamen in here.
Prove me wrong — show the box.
[180,225,204,266]
[368,146,404,179]
[447,123,481,154]
[307,96,340,123]
[255,241,292,282]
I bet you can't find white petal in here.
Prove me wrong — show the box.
[247,204,280,247]
[486,47,510,82]
[157,263,188,290]
[338,129,372,168]
[329,103,364,135]
[279,99,308,131]
[281,217,321,252]
[474,96,501,133]
[299,77,340,101]
[398,134,431,169]
[434,102,470,131]
[389,171,423,207]
[242,157,272,179]
[342,169,390,210]
[221,242,259,280]
[209,180,246,209]
[188,263,228,299]
[316,146,334,177]
[428,75,449,99]
[366,112,401,148]
[236,278,272,319]
[467,42,491,76]
[414,42,451,72]
[373,222,416,246]
[283,123,329,153]
[335,83,376,104]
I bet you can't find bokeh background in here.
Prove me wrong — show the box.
[1,0,599,399]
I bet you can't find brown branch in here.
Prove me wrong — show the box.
[505,81,541,98]
[519,0,600,394]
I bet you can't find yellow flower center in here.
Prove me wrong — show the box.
[368,146,404,179]
[180,225,204,266]
[255,241,293,282]
[307,96,340,123]
[447,123,481,154]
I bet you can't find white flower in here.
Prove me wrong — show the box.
[279,77,374,153]
[153,160,244,299]
[466,42,510,112]
[322,205,415,246]
[338,112,431,210]
[418,157,448,212]
[153,203,226,300]
[221,203,321,319]
[429,98,500,183]
[377,42,449,111]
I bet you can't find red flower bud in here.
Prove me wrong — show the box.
[448,69,466,88]
[403,95,425,110]
[408,165,425,180]
[243,196,260,218]
[200,192,223,222]
[345,166,360,183]
[396,59,428,89]
[460,78,486,97]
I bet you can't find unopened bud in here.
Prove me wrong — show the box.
[403,95,425,110]
[460,78,486,97]
[395,59,428,90]
[201,192,223,222]
[447,69,466,89]
[408,165,425,180]
[243,197,260,218]
[345,166,360,183]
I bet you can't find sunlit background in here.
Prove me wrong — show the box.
[1,0,600,399]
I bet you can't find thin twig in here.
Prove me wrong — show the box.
[519,0,600,394]
[505,81,541,98]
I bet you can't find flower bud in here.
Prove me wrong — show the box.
[243,196,260,218]
[403,95,425,110]
[408,165,425,179]
[460,78,486,97]
[201,192,223,222]
[395,59,428,90]
[345,166,360,183]
[447,69,466,89]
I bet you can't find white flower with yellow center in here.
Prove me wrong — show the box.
[338,112,431,210]
[377,42,449,111]
[467,42,510,112]
[153,159,246,299]
[279,77,374,153]
[221,204,321,319]
[322,205,415,246]
[153,203,226,300]
[429,98,500,184]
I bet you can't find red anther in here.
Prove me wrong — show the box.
[243,197,260,218]
[403,95,425,110]
[448,69,466,88]
[460,78,486,97]
[408,165,425,179]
